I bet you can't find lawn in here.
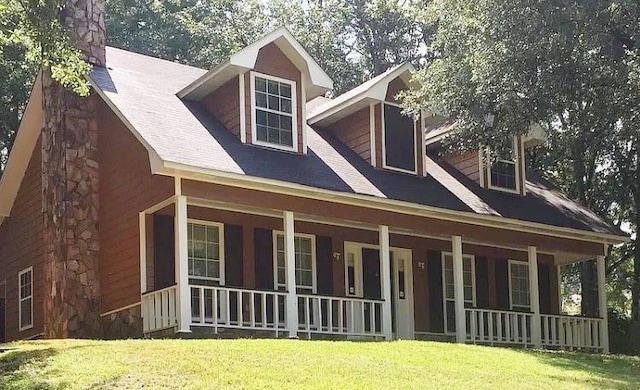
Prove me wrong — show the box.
[0,339,639,389]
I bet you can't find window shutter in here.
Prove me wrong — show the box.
[427,250,444,333]
[495,258,510,309]
[224,224,243,287]
[538,264,551,314]
[254,228,274,289]
[316,236,333,295]
[475,256,489,309]
[153,214,175,289]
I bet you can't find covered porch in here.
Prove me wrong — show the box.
[137,181,609,351]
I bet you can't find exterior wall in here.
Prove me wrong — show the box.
[0,137,45,341]
[182,180,606,256]
[326,107,371,163]
[244,43,304,153]
[203,76,241,138]
[445,150,481,183]
[97,99,174,316]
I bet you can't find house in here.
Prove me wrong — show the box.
[0,23,627,352]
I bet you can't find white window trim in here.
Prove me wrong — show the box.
[486,137,522,194]
[18,266,33,331]
[187,219,226,285]
[441,252,476,335]
[272,231,317,293]
[250,71,298,153]
[381,102,418,175]
[508,260,531,311]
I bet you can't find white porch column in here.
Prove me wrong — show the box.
[284,211,298,338]
[379,225,393,340]
[452,235,466,343]
[528,246,542,348]
[597,255,610,353]
[175,195,192,333]
[139,212,147,294]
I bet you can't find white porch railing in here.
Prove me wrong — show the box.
[465,308,533,346]
[541,314,604,350]
[142,284,178,333]
[189,285,289,335]
[298,294,384,338]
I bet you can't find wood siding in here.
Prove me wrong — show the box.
[445,150,481,183]
[97,99,174,314]
[245,43,304,153]
[327,107,371,163]
[0,137,44,341]
[203,76,241,138]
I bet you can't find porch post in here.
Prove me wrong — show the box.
[452,235,465,343]
[379,225,393,340]
[175,195,191,333]
[597,255,610,353]
[284,211,298,338]
[139,212,147,294]
[528,246,542,348]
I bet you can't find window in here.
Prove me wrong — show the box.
[18,267,33,331]
[187,221,224,284]
[274,233,315,293]
[382,103,417,173]
[442,253,475,334]
[509,261,531,311]
[251,72,297,151]
[487,138,520,192]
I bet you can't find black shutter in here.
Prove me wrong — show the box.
[224,224,243,287]
[475,256,489,309]
[427,250,444,333]
[538,264,551,314]
[254,228,274,289]
[153,214,175,289]
[495,258,510,309]
[316,236,333,295]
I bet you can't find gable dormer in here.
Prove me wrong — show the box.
[426,121,540,196]
[308,63,426,176]
[179,28,333,154]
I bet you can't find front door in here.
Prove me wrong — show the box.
[344,243,414,339]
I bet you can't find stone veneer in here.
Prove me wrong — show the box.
[42,0,106,338]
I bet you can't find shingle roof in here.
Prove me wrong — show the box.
[89,47,624,238]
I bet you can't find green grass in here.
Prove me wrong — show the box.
[0,339,639,389]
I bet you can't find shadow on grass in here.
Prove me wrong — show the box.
[527,350,640,389]
[0,348,63,390]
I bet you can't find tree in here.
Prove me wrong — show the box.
[403,0,640,349]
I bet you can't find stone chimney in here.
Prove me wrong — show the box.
[42,0,106,338]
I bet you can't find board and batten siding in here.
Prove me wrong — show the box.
[0,137,44,341]
[97,99,174,314]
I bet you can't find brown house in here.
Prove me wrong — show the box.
[0,27,627,353]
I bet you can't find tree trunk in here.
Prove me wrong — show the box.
[631,170,640,352]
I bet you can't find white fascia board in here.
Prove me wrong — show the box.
[0,73,42,219]
[156,160,628,246]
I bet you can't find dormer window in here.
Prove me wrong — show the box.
[251,72,298,152]
[487,138,521,193]
[382,103,417,174]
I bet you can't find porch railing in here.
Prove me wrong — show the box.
[465,308,533,346]
[142,284,178,333]
[298,294,384,338]
[189,285,289,335]
[540,314,603,350]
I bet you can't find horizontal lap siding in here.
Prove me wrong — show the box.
[445,150,480,183]
[246,43,303,153]
[182,180,603,256]
[0,137,44,341]
[203,77,241,137]
[98,100,173,314]
[327,107,371,163]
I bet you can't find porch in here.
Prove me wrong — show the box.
[137,189,609,351]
